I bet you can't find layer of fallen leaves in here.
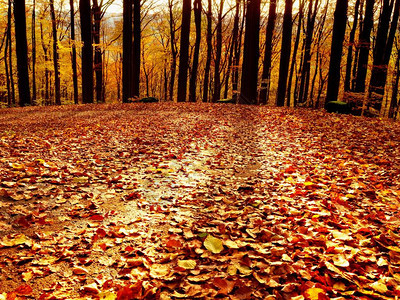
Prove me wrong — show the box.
[0,103,399,299]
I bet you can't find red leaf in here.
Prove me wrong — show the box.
[15,284,33,295]
[89,214,104,221]
[166,238,182,248]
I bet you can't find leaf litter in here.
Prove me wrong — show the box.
[0,103,399,299]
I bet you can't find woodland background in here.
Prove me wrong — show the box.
[2,0,400,118]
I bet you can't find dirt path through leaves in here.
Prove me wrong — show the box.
[0,103,400,299]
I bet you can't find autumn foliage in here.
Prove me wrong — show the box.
[0,103,399,299]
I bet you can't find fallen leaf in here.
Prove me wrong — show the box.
[204,235,223,254]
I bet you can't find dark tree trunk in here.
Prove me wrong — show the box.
[344,0,360,92]
[40,22,50,105]
[189,0,201,102]
[70,0,78,104]
[203,0,212,102]
[132,0,141,98]
[232,0,245,102]
[213,0,224,102]
[223,0,240,100]
[122,0,132,102]
[177,0,191,102]
[50,0,61,105]
[276,0,292,106]
[298,0,318,104]
[325,0,348,104]
[5,0,15,106]
[92,0,104,103]
[239,0,261,104]
[14,0,31,106]
[287,0,304,107]
[368,0,400,111]
[32,0,36,104]
[259,0,277,105]
[80,0,94,104]
[168,0,177,102]
[354,0,374,92]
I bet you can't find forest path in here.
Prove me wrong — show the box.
[0,103,399,299]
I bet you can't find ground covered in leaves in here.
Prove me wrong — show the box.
[0,103,400,300]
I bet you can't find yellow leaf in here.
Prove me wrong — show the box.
[333,255,350,267]
[332,230,352,241]
[204,235,223,254]
[304,287,325,300]
[227,264,237,276]
[333,282,347,291]
[387,246,400,252]
[370,281,388,293]
[224,240,239,249]
[150,263,171,278]
[177,260,197,270]
[99,291,117,300]
[1,234,32,247]
[234,263,252,276]
[22,271,33,282]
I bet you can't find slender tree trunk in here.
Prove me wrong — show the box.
[325,0,348,104]
[70,0,78,104]
[354,0,374,92]
[50,0,61,105]
[189,0,201,102]
[122,0,132,102]
[132,0,141,98]
[168,0,177,102]
[203,0,212,102]
[239,0,261,104]
[368,0,400,111]
[223,0,240,100]
[93,0,104,103]
[32,0,36,105]
[389,46,399,118]
[213,0,224,102]
[344,0,360,92]
[276,0,293,106]
[298,0,318,104]
[80,0,94,104]
[232,0,245,102]
[177,0,191,102]
[287,0,304,107]
[5,0,13,106]
[259,0,277,105]
[40,22,50,105]
[14,0,31,106]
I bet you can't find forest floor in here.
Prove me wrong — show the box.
[0,103,399,300]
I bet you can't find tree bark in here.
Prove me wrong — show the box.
[168,0,177,102]
[92,0,104,103]
[14,0,31,106]
[32,0,36,104]
[354,0,374,92]
[122,0,132,102]
[325,0,348,104]
[259,0,277,105]
[203,0,212,102]
[40,22,50,105]
[239,0,261,104]
[213,0,224,102]
[189,0,201,102]
[50,0,61,105]
[344,0,360,92]
[80,0,94,104]
[132,0,141,98]
[70,0,78,104]
[276,0,293,106]
[177,0,191,102]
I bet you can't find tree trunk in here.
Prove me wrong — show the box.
[325,0,348,104]
[177,0,191,102]
[168,0,177,102]
[213,0,224,102]
[239,0,261,104]
[368,0,400,111]
[122,0,132,102]
[203,0,212,102]
[5,0,14,106]
[232,0,245,102]
[287,0,304,107]
[50,0,61,105]
[80,0,94,104]
[259,0,277,105]
[40,22,50,105]
[92,0,104,103]
[276,0,293,106]
[189,0,201,102]
[32,0,36,105]
[132,0,141,98]
[70,0,78,104]
[14,0,31,106]
[354,0,374,92]
[344,0,360,92]
[298,0,318,104]
[389,45,399,118]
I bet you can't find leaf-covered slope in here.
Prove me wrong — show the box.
[0,103,399,299]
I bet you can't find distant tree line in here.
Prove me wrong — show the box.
[2,0,400,118]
